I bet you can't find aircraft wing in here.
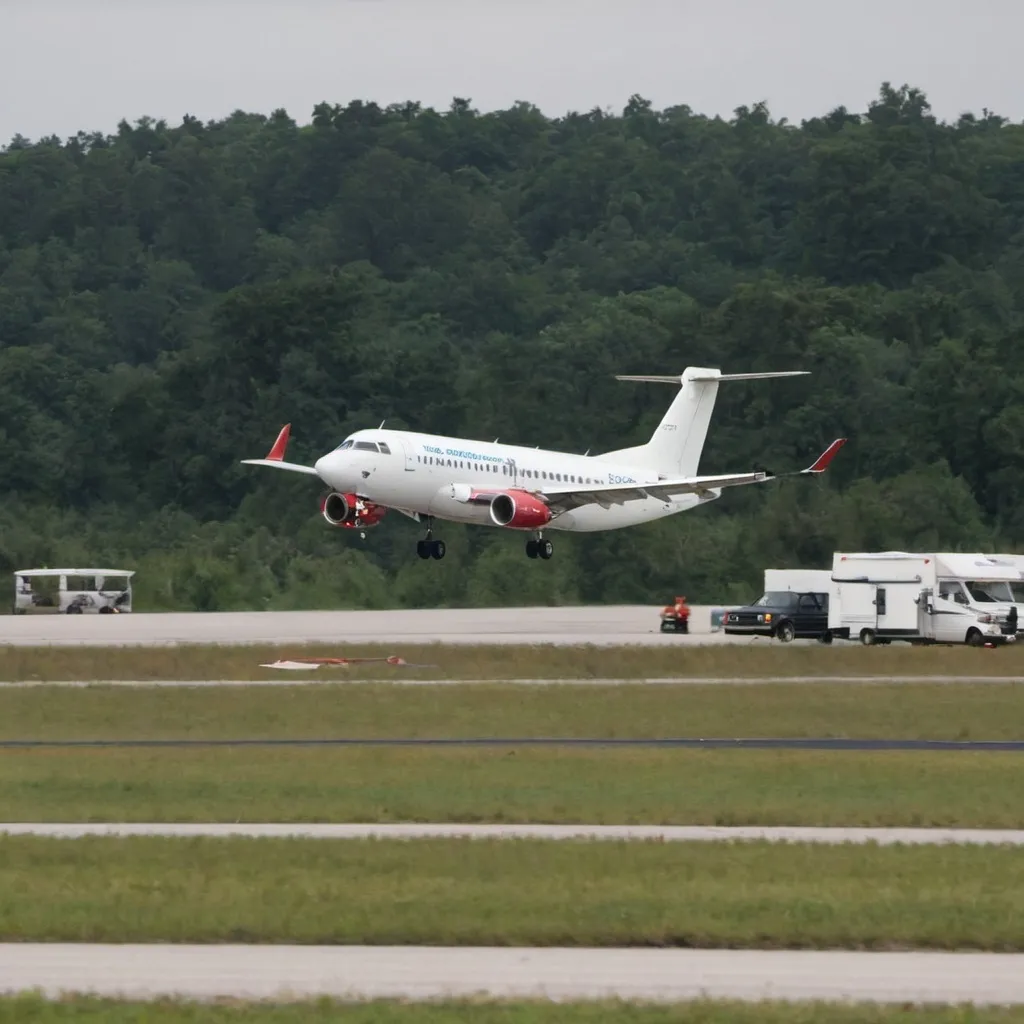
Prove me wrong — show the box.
[540,438,847,513]
[240,424,320,476]
[539,473,768,512]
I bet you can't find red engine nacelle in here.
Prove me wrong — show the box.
[489,490,552,530]
[321,491,387,529]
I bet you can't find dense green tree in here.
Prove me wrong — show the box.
[1,84,1022,610]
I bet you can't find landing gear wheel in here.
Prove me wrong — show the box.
[525,540,539,559]
[430,539,446,560]
[416,540,430,560]
[538,540,553,560]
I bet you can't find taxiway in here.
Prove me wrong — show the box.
[4,823,1023,844]
[2,945,1022,1004]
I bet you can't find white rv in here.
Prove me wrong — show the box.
[828,552,1018,646]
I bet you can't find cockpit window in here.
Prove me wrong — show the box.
[377,442,391,455]
[336,440,354,451]
[353,441,379,452]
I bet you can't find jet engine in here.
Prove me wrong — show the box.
[321,492,387,529]
[489,490,552,530]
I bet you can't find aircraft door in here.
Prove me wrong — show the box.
[399,438,418,473]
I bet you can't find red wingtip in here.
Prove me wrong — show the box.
[806,437,847,474]
[266,424,291,461]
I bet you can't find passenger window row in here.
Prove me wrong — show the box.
[417,454,605,487]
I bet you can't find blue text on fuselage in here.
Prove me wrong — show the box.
[423,445,504,464]
[609,473,636,484]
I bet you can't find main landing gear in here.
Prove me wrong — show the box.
[416,519,446,560]
[526,536,553,560]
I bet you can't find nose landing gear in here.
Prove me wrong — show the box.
[526,536,553,560]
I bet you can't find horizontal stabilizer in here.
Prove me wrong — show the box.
[692,371,809,382]
[615,371,810,385]
[614,375,683,384]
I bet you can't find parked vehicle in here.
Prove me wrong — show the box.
[828,552,1017,646]
[13,569,134,615]
[722,569,833,643]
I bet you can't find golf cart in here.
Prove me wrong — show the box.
[13,568,134,614]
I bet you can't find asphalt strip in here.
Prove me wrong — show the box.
[2,945,1023,1004]
[3,823,1024,844]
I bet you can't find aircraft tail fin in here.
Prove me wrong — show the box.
[600,368,809,477]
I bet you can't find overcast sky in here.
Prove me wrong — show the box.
[2,0,1021,143]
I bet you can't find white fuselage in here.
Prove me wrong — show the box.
[312,429,718,533]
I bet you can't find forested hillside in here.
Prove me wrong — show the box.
[1,84,1023,610]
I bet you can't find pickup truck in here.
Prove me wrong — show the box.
[722,590,830,643]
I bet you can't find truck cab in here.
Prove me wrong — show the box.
[723,588,830,643]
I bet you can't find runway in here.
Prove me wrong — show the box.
[5,823,1024,845]
[1,605,751,647]
[6,675,1024,687]
[3,944,1023,1004]
[4,736,1023,750]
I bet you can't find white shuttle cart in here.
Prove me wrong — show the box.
[13,568,134,614]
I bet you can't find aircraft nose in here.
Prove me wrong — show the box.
[314,453,340,483]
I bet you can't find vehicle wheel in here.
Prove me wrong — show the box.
[860,628,876,646]
[538,540,553,560]
[775,620,796,643]
[966,629,985,647]
[430,539,446,560]
[660,621,674,633]
[416,540,430,560]
[817,631,833,645]
[99,607,113,615]
[525,540,538,559]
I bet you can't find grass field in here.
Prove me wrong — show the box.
[3,641,1024,681]
[2,681,1023,740]
[1,835,1022,949]
[3,999,1024,1024]
[3,747,1024,826]
[5,997,1024,1023]
[3,681,1022,825]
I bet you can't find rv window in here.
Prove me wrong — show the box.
[965,580,1015,603]
[939,582,969,605]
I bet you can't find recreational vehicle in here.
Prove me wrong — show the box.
[827,552,1017,646]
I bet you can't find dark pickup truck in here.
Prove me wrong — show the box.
[722,590,830,643]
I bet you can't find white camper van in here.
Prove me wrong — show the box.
[828,552,1018,646]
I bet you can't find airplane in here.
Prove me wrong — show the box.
[241,366,846,561]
